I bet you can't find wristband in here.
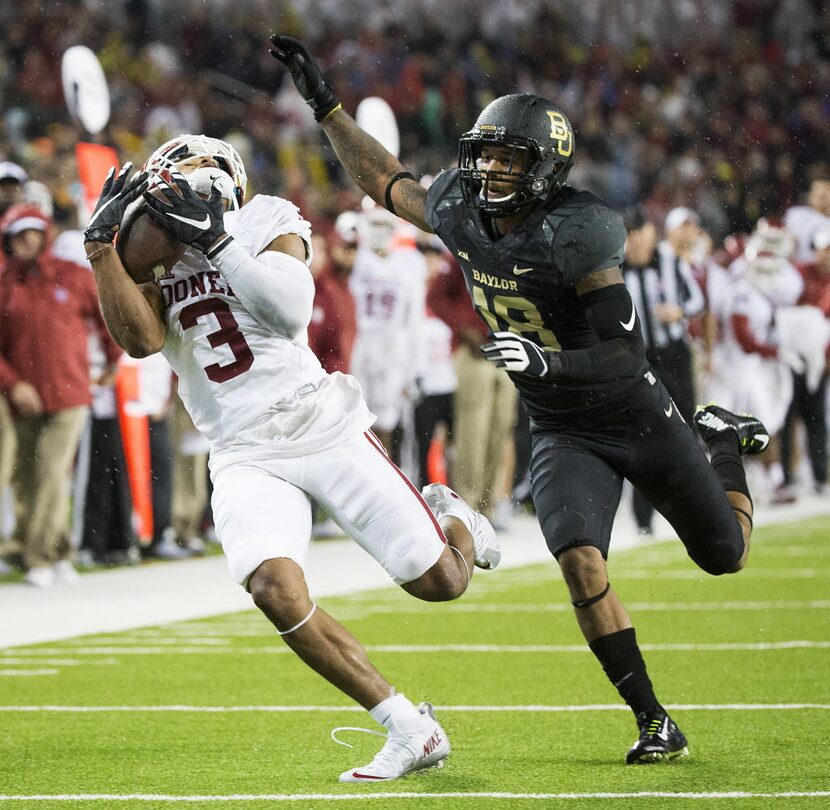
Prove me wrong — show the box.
[385,171,415,215]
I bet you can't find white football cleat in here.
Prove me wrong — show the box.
[421,483,500,569]
[24,566,54,588]
[53,559,80,585]
[338,702,450,783]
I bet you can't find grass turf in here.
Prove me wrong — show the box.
[1,516,829,809]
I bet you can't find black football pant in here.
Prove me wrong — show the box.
[633,339,696,531]
[780,371,827,489]
[530,378,743,575]
[413,393,454,489]
[80,417,135,560]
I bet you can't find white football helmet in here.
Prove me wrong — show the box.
[743,220,796,295]
[358,204,397,254]
[143,134,247,209]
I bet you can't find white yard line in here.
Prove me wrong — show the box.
[114,600,830,628]
[1,791,828,802]
[3,640,829,656]
[0,669,57,676]
[2,496,829,649]
[1,702,827,713]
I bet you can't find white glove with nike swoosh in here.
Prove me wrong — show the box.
[480,331,551,377]
[143,171,233,259]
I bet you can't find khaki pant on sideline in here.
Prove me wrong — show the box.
[13,406,89,569]
[451,345,517,519]
[171,396,208,541]
[0,396,16,550]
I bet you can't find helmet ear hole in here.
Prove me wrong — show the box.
[531,178,547,194]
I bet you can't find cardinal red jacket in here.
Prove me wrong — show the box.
[0,251,121,413]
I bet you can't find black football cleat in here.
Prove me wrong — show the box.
[626,707,689,765]
[693,404,770,456]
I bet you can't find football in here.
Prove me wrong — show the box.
[115,185,181,284]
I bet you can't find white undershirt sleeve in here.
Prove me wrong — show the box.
[210,238,314,338]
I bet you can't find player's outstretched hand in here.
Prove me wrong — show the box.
[481,331,551,377]
[269,35,341,121]
[84,163,148,244]
[143,172,232,258]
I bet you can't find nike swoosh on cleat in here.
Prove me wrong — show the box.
[349,772,387,780]
[664,403,673,418]
[512,265,534,275]
[167,212,212,230]
[620,302,636,331]
[656,717,671,742]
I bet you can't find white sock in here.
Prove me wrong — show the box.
[369,692,422,730]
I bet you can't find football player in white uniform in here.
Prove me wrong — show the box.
[349,204,426,456]
[82,136,500,783]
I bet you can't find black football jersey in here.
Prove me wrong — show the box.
[425,168,647,429]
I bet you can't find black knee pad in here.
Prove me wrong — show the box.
[688,537,743,576]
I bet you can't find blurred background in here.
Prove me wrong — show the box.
[1,0,829,586]
[2,0,828,234]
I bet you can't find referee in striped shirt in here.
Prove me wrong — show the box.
[622,208,706,534]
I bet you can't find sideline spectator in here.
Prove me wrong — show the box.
[622,207,705,534]
[75,338,135,567]
[307,211,358,374]
[785,170,830,262]
[0,162,27,217]
[412,237,456,489]
[427,258,517,522]
[171,392,211,553]
[0,204,120,586]
[779,226,830,496]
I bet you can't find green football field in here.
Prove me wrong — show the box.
[2,516,829,809]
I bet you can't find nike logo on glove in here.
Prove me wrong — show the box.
[664,403,673,418]
[87,196,118,227]
[620,302,637,331]
[166,212,212,230]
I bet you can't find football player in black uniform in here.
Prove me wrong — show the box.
[270,35,769,765]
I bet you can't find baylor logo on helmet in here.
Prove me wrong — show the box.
[546,111,573,157]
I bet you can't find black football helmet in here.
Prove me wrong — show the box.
[458,93,575,216]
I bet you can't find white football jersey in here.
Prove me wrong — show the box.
[159,194,373,456]
[350,245,426,364]
[784,205,830,262]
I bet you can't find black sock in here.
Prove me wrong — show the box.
[708,432,751,501]
[588,628,659,717]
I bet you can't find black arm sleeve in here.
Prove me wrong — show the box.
[547,283,648,383]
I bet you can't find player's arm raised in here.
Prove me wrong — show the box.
[269,35,432,233]
[84,164,167,358]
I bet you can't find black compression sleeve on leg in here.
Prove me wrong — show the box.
[589,628,659,717]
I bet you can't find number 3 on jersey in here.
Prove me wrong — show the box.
[472,286,560,350]
[179,299,254,383]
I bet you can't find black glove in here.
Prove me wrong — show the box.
[143,172,232,259]
[480,331,553,378]
[269,35,341,121]
[84,162,148,244]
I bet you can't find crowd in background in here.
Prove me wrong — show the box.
[1,0,829,586]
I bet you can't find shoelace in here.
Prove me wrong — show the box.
[330,725,420,771]
[330,726,386,749]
